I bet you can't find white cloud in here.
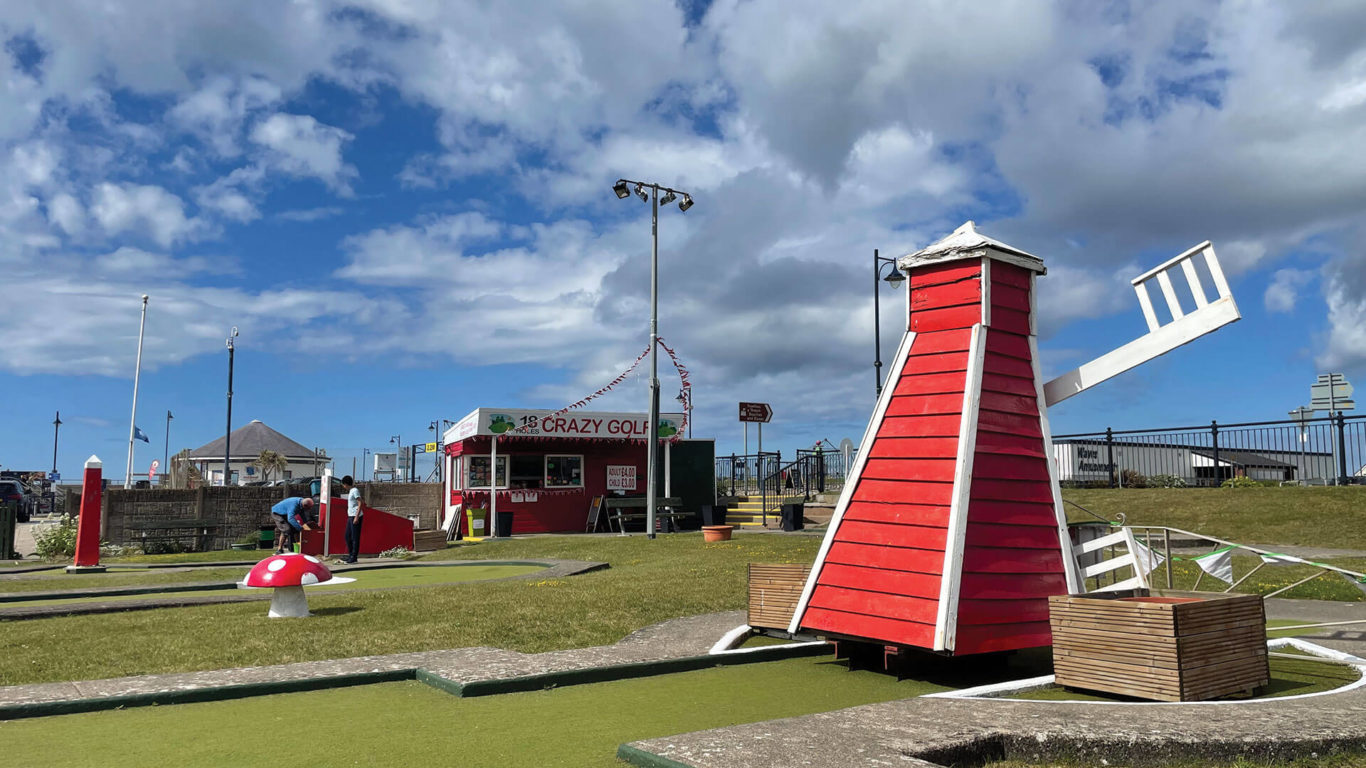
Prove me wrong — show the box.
[90,182,200,248]
[249,113,357,192]
[1265,268,1316,314]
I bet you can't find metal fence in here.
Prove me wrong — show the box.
[715,447,856,502]
[1054,414,1366,488]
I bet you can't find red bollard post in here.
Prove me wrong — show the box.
[70,455,105,572]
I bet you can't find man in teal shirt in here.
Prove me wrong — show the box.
[270,496,316,554]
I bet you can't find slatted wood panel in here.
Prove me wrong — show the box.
[1049,591,1269,702]
[748,563,812,630]
[799,314,979,646]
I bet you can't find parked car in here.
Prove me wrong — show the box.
[0,480,28,522]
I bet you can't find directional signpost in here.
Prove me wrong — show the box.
[738,402,773,457]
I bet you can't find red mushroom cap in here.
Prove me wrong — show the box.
[243,553,338,588]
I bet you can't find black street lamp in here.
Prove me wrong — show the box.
[612,177,694,539]
[873,249,906,398]
[223,326,238,486]
[51,411,61,475]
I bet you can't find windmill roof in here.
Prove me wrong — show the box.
[187,420,316,460]
[899,221,1046,275]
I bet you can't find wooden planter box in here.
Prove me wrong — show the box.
[1049,590,1268,702]
[748,563,811,631]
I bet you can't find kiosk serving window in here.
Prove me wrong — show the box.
[510,455,544,489]
[544,454,584,488]
[467,455,508,489]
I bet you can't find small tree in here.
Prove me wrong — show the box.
[252,450,289,483]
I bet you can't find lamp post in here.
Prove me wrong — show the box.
[223,326,238,486]
[872,249,906,398]
[612,178,693,539]
[164,410,173,482]
[125,295,149,489]
[52,411,61,475]
[362,448,370,482]
[390,435,401,482]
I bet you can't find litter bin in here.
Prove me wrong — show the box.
[466,508,488,539]
[702,504,728,527]
[780,503,805,532]
[495,511,514,538]
[258,526,276,549]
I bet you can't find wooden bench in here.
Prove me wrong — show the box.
[125,518,221,553]
[603,497,685,534]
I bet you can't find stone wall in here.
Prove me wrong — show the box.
[99,482,441,551]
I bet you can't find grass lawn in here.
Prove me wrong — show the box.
[0,533,819,686]
[1062,487,1366,550]
[0,654,942,768]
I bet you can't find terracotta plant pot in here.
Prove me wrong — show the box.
[702,525,734,543]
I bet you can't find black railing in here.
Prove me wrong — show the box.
[716,445,857,504]
[1054,414,1366,487]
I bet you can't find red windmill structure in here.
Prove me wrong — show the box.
[788,222,1240,656]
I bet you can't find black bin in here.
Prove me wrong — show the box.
[495,510,514,538]
[702,504,728,527]
[780,503,805,532]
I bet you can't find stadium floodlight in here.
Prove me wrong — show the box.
[677,194,693,212]
[613,179,630,199]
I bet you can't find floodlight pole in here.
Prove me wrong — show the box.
[125,295,148,489]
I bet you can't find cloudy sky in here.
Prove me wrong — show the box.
[2,0,1364,481]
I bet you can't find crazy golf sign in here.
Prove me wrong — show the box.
[446,408,685,441]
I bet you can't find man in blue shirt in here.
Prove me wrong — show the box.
[270,496,317,554]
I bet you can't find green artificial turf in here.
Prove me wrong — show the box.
[0,564,547,607]
[0,655,943,768]
[0,567,250,594]
[0,533,820,686]
[1007,656,1358,702]
[986,753,1366,768]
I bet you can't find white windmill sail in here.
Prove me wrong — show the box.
[1044,241,1240,406]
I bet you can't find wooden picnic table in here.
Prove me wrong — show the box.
[602,497,685,534]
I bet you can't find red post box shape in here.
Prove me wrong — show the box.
[73,455,103,568]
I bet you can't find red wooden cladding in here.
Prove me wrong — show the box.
[825,541,945,575]
[990,261,1033,289]
[906,329,973,355]
[810,585,939,625]
[801,607,936,648]
[876,415,963,438]
[967,478,1056,503]
[909,260,981,286]
[973,431,1046,458]
[955,622,1053,654]
[964,522,1064,550]
[861,457,956,483]
[819,563,942,601]
[885,393,966,416]
[989,283,1031,313]
[898,355,968,375]
[984,331,1032,360]
[910,304,983,333]
[976,409,1044,438]
[989,306,1030,335]
[837,520,949,550]
[893,371,968,396]
[964,499,1058,525]
[867,437,961,459]
[982,354,1035,379]
[960,571,1068,599]
[958,596,1051,625]
[980,373,1037,397]
[842,501,950,527]
[961,546,1064,573]
[969,453,1048,480]
[910,280,980,311]
[856,478,956,505]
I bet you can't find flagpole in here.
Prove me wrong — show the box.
[125,295,149,489]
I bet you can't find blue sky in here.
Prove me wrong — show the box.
[2,1,1365,482]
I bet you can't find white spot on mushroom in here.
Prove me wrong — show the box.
[304,555,320,564]
[301,573,319,586]
[267,559,287,572]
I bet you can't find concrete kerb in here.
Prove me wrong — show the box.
[0,611,826,721]
[0,558,607,619]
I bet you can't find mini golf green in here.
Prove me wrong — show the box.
[1006,656,1359,701]
[1,563,549,607]
[0,655,947,767]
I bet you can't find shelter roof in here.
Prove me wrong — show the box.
[188,420,316,460]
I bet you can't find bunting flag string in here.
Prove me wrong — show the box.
[500,338,693,442]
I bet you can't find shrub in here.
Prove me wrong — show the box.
[1221,475,1260,488]
[379,546,415,559]
[1148,474,1188,488]
[33,515,80,560]
[1120,469,1148,488]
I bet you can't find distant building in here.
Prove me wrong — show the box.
[187,420,326,486]
[1052,438,1335,486]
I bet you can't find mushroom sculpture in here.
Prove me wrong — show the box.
[240,554,355,618]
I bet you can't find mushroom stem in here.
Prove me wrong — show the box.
[268,585,311,618]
